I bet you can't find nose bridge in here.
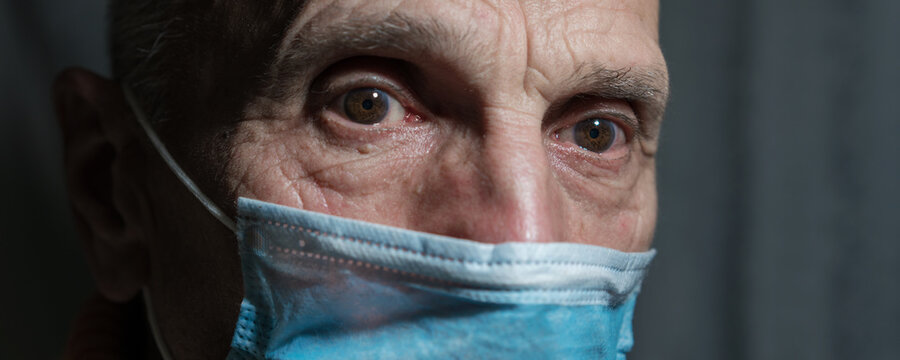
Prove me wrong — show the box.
[473,106,560,243]
[416,104,564,244]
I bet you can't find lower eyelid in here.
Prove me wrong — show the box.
[547,141,632,177]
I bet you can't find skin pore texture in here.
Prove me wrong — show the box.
[56,0,668,358]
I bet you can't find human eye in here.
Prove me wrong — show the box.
[553,117,629,158]
[310,58,426,133]
[331,87,408,126]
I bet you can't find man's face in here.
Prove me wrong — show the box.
[59,0,667,357]
[226,0,666,248]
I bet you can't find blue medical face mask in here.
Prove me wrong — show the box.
[123,85,656,360]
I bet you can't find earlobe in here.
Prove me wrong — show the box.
[54,68,150,303]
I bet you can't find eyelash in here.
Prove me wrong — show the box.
[320,74,412,105]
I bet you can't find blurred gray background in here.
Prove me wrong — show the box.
[1,0,898,359]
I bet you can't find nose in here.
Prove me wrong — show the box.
[412,109,565,244]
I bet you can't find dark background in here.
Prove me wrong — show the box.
[2,1,898,359]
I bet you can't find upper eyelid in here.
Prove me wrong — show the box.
[308,58,417,99]
[313,75,382,95]
[312,74,418,111]
[555,109,642,141]
[599,110,642,140]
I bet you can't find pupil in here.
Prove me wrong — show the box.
[362,99,374,110]
[589,128,600,138]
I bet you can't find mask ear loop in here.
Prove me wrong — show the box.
[142,289,175,360]
[120,84,237,232]
[122,83,238,360]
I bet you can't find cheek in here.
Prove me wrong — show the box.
[225,125,309,209]
[613,168,658,251]
[224,119,434,222]
[564,163,657,250]
[568,198,654,251]
[612,207,654,252]
[223,116,657,250]
[617,213,639,239]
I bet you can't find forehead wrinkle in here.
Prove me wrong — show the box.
[517,1,667,134]
[519,1,654,97]
[518,3,563,102]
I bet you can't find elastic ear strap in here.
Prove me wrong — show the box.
[121,84,237,232]
[143,288,175,360]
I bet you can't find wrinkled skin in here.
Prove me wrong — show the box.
[55,0,667,358]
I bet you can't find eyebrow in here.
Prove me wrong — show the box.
[556,65,670,139]
[267,11,669,135]
[268,12,473,100]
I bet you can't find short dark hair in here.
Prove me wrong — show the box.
[108,1,306,127]
[109,0,179,124]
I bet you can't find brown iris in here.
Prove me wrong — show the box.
[574,118,616,153]
[343,88,389,124]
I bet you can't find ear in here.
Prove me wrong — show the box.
[54,68,150,303]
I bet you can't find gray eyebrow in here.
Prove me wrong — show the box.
[266,12,475,101]
[559,65,670,139]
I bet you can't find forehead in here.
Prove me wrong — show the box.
[281,0,663,76]
[293,0,659,33]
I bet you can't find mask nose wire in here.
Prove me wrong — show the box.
[122,83,237,360]
[120,83,237,232]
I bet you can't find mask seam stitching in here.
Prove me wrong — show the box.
[262,243,631,303]
[240,216,651,272]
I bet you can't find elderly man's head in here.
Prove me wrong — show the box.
[55,0,667,358]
